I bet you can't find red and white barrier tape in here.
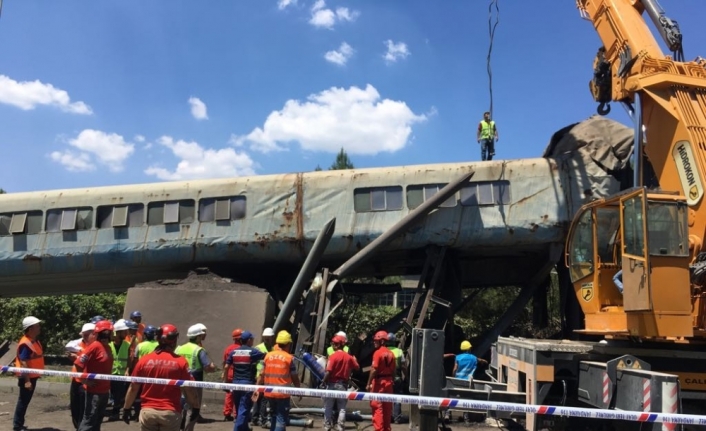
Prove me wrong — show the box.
[3,366,706,426]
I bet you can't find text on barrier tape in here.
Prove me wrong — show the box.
[3,366,706,426]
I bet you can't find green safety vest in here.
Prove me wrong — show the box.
[479,120,496,139]
[255,342,271,377]
[326,345,349,356]
[137,340,158,359]
[175,342,204,372]
[110,341,130,375]
[389,347,403,376]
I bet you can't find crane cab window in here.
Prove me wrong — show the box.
[0,211,43,236]
[622,194,645,257]
[46,208,93,232]
[647,201,688,256]
[568,209,594,282]
[354,186,403,212]
[147,200,195,225]
[406,184,457,209]
[97,204,145,228]
[595,207,620,265]
[198,196,246,222]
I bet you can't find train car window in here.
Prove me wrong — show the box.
[406,184,457,209]
[147,200,195,225]
[46,208,93,232]
[460,181,511,206]
[0,211,43,236]
[198,196,246,222]
[354,186,403,212]
[97,204,145,229]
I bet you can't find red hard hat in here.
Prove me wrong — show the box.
[158,324,179,341]
[374,330,388,341]
[94,320,114,333]
[232,328,243,338]
[331,335,346,345]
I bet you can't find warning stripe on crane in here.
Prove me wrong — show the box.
[2,366,705,426]
[644,378,652,412]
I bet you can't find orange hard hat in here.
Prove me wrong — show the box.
[331,335,346,345]
[373,330,388,341]
[232,328,243,338]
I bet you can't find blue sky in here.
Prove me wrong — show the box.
[0,0,703,192]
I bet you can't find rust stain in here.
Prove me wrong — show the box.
[512,186,550,206]
[529,223,539,232]
[294,173,304,241]
[22,254,41,261]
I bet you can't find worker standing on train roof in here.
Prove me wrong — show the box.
[257,330,302,431]
[109,318,131,421]
[74,319,114,431]
[12,316,44,431]
[386,333,407,424]
[321,335,360,431]
[252,327,275,428]
[122,324,198,431]
[130,310,145,342]
[326,331,349,356]
[477,111,499,161]
[176,323,217,431]
[66,322,96,429]
[222,328,243,422]
[367,330,396,431]
[223,331,266,431]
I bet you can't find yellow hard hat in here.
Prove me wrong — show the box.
[276,330,293,345]
[460,340,472,351]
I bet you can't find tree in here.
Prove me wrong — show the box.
[329,148,354,170]
[0,188,5,194]
[314,165,323,171]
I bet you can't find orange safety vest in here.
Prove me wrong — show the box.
[71,340,88,383]
[15,336,45,379]
[262,346,294,399]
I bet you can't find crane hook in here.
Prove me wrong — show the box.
[597,102,611,115]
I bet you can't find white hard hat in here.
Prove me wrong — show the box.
[22,316,42,331]
[187,323,206,337]
[335,331,347,341]
[80,323,96,335]
[114,319,129,332]
[262,327,275,337]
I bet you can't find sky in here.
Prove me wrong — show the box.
[0,0,704,193]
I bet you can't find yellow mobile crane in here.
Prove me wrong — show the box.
[494,1,706,430]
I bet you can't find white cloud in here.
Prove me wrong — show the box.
[0,75,92,114]
[383,40,410,63]
[232,84,427,155]
[134,135,146,142]
[309,0,358,29]
[145,136,256,181]
[188,97,208,120]
[50,129,135,173]
[324,42,354,66]
[278,0,297,10]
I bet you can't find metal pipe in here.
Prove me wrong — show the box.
[633,93,643,188]
[289,408,373,421]
[274,217,336,333]
[333,170,475,279]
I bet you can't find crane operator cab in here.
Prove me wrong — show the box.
[566,187,693,339]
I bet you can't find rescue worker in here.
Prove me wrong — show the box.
[74,319,115,431]
[224,331,266,431]
[252,327,275,428]
[476,111,499,161]
[90,315,106,324]
[66,322,96,429]
[135,325,159,360]
[366,330,396,431]
[453,340,487,423]
[109,318,131,421]
[12,316,44,431]
[257,330,302,431]
[222,328,243,422]
[326,331,350,356]
[130,310,145,341]
[321,335,359,431]
[125,320,140,374]
[176,323,217,431]
[122,324,199,431]
[387,333,407,424]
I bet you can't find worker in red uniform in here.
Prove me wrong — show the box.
[74,319,115,431]
[123,324,199,431]
[321,335,359,431]
[222,328,243,421]
[66,322,96,429]
[12,316,44,431]
[366,330,396,431]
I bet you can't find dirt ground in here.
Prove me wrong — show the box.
[0,390,513,431]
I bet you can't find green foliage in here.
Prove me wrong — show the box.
[329,300,399,340]
[314,165,323,171]
[0,293,126,355]
[329,148,354,170]
[0,188,5,194]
